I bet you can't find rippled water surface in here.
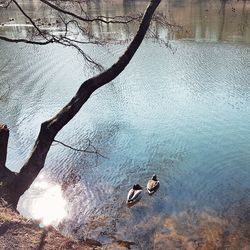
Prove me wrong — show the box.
[1,39,249,249]
[0,0,250,249]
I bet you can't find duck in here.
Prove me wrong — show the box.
[126,184,143,204]
[147,174,159,194]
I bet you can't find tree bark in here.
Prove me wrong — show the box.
[7,0,162,206]
[0,124,9,170]
[0,124,16,207]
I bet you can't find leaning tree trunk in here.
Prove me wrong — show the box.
[3,0,162,207]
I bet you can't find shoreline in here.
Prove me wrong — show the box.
[0,204,101,250]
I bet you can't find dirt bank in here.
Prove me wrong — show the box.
[0,204,99,250]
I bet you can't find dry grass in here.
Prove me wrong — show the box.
[0,205,97,250]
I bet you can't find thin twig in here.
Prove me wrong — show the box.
[53,139,107,159]
[40,0,142,24]
[12,0,48,40]
[0,0,13,9]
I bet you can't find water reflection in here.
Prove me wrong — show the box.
[0,0,249,43]
[18,175,67,226]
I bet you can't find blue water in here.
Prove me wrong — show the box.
[0,39,250,248]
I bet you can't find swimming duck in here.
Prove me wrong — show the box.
[127,184,143,204]
[147,174,159,194]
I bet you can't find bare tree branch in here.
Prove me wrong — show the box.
[54,38,104,70]
[40,0,142,24]
[12,0,48,40]
[0,0,177,71]
[53,139,107,159]
[0,0,12,9]
[0,2,104,69]
[0,35,54,45]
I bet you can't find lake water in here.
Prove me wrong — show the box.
[0,0,250,249]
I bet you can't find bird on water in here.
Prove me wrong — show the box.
[147,174,159,194]
[126,184,143,204]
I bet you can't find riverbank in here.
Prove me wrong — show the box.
[0,202,140,249]
[0,204,100,250]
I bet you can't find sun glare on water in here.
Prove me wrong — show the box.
[30,179,67,226]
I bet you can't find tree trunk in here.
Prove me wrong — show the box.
[4,0,162,207]
[0,124,17,207]
[0,124,9,170]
